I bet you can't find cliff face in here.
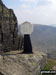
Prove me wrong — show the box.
[0,0,23,51]
[0,51,47,75]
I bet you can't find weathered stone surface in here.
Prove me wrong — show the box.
[0,0,23,51]
[0,51,47,75]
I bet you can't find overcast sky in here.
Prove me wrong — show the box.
[2,0,56,26]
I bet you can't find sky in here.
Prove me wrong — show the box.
[2,0,56,26]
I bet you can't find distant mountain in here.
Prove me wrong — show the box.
[47,51,56,59]
[18,24,56,54]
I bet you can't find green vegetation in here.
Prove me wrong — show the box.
[41,59,56,75]
[43,59,56,70]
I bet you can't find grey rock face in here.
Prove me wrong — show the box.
[0,0,23,51]
[0,51,47,75]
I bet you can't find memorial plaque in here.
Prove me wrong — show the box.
[21,22,33,34]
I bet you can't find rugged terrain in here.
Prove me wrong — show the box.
[0,51,47,75]
[0,0,23,51]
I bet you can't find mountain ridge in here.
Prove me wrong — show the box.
[31,24,56,53]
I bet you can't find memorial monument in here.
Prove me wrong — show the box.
[21,22,33,53]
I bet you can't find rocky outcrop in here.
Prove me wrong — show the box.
[0,51,47,75]
[0,0,23,51]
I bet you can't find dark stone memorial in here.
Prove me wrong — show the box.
[24,35,32,53]
[21,22,33,53]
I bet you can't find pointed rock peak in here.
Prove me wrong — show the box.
[0,0,3,4]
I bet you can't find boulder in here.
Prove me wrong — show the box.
[0,51,47,75]
[0,0,23,51]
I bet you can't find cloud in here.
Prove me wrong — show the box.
[19,0,37,3]
[2,0,56,26]
[37,0,51,6]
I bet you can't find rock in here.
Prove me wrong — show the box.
[52,65,56,70]
[0,51,47,75]
[0,0,23,51]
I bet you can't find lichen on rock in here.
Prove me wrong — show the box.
[0,51,47,75]
[0,0,23,51]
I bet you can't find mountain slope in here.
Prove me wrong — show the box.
[31,24,56,53]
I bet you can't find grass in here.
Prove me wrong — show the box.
[43,58,56,70]
[41,59,56,75]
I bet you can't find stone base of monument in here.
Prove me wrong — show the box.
[0,51,47,75]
